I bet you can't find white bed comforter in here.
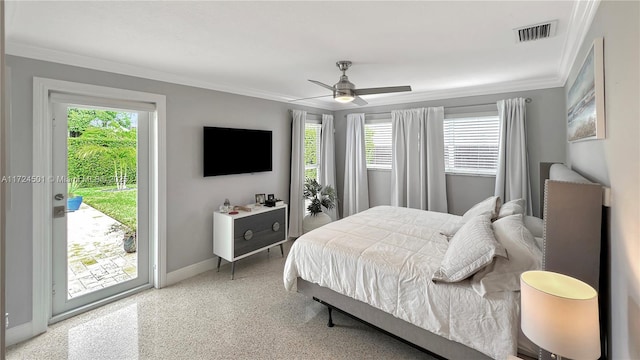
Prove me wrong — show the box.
[284,206,518,360]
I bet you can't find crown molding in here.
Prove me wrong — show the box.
[5,42,330,108]
[557,0,601,86]
[7,41,563,113]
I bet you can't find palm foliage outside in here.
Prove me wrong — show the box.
[68,108,138,230]
[74,127,136,190]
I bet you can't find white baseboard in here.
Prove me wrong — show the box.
[165,257,216,286]
[6,321,37,346]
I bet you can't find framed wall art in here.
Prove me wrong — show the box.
[567,37,605,142]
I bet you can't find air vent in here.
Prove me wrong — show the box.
[514,20,557,42]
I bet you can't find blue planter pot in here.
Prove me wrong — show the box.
[67,196,83,212]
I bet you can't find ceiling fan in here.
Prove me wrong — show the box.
[306,61,412,106]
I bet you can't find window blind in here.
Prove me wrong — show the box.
[364,122,392,169]
[443,115,500,175]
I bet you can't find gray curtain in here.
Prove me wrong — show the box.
[319,114,339,220]
[390,107,447,212]
[494,98,533,215]
[288,109,306,237]
[343,113,369,216]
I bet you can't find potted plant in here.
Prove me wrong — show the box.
[302,178,336,233]
[107,222,137,253]
[67,178,83,211]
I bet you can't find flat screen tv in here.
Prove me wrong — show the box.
[203,126,272,176]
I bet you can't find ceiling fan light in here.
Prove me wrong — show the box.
[334,89,355,103]
[335,95,355,103]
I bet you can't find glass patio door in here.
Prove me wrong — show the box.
[51,100,151,320]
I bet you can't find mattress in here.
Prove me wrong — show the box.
[284,206,519,359]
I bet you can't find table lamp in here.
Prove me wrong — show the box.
[520,270,600,360]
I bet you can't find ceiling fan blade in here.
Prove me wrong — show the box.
[288,94,333,103]
[352,96,368,106]
[354,85,412,96]
[308,80,335,91]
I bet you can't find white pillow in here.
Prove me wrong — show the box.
[471,214,542,296]
[524,215,544,238]
[497,198,525,218]
[533,236,544,250]
[462,196,501,221]
[432,214,506,283]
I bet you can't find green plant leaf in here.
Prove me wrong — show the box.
[303,177,336,215]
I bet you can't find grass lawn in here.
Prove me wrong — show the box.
[74,186,137,230]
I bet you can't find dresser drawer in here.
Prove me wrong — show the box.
[233,208,286,257]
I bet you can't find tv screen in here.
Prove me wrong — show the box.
[203,126,272,176]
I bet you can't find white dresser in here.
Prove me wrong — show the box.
[213,204,288,279]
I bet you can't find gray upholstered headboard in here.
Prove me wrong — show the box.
[542,163,603,290]
[538,163,604,360]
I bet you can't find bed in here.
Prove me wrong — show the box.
[283,163,604,360]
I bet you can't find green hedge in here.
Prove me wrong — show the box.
[68,128,137,188]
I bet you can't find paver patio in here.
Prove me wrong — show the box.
[66,203,137,299]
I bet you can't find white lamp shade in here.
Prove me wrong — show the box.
[520,271,600,360]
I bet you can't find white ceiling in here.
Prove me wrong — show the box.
[5,1,599,110]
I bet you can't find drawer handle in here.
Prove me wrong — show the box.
[243,230,253,241]
[272,221,280,232]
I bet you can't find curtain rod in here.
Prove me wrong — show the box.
[288,109,323,117]
[343,97,532,118]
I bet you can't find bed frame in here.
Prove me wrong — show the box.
[296,163,604,360]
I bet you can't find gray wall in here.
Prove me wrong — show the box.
[3,54,571,335]
[445,175,495,216]
[564,1,639,358]
[4,55,324,328]
[333,87,567,217]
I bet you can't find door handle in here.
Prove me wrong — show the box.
[53,206,66,218]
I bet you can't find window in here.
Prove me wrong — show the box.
[304,121,321,180]
[364,121,392,170]
[443,115,500,175]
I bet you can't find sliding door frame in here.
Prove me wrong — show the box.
[32,77,166,336]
